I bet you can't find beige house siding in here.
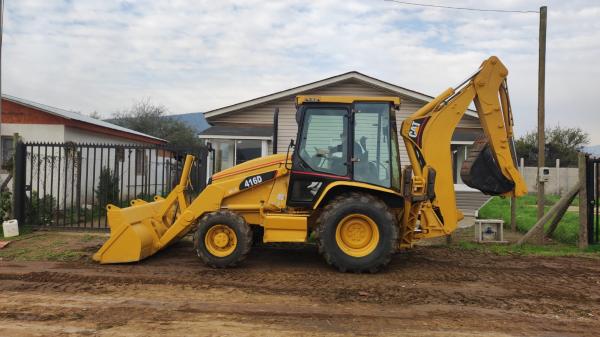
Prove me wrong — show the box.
[456,114,481,128]
[208,78,481,167]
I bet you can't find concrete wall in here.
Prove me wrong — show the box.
[1,123,66,143]
[520,165,579,196]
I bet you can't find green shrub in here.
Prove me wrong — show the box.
[0,190,11,221]
[26,191,56,226]
[95,167,119,209]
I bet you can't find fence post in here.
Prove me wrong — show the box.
[556,158,560,196]
[519,157,524,175]
[578,152,588,249]
[13,140,26,227]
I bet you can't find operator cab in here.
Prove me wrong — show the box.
[287,96,402,208]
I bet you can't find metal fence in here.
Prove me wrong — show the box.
[586,157,599,244]
[13,142,208,230]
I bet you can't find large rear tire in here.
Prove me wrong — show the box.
[194,211,252,268]
[315,192,398,273]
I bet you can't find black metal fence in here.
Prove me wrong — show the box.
[13,142,208,231]
[586,157,599,244]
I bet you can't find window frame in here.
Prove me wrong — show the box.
[234,139,262,165]
[352,102,394,188]
[202,137,269,176]
[296,106,350,177]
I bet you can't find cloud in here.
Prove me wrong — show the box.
[3,0,600,143]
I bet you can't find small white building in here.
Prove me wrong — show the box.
[0,94,166,147]
[0,95,172,210]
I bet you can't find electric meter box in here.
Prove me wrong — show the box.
[538,167,551,182]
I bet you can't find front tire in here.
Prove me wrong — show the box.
[315,192,398,273]
[193,211,252,268]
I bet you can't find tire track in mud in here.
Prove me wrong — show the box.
[2,289,598,336]
[1,245,599,319]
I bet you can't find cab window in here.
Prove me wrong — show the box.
[353,103,391,188]
[298,108,348,176]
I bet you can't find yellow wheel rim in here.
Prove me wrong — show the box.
[335,214,379,258]
[205,224,238,257]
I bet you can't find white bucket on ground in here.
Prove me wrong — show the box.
[2,219,19,237]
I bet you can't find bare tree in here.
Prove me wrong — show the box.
[111,99,202,147]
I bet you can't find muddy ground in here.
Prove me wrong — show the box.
[1,234,600,337]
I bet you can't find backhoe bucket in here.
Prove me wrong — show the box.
[460,138,515,195]
[93,155,195,264]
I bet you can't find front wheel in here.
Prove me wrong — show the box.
[315,192,398,273]
[193,211,252,268]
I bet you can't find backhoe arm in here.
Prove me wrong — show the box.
[400,56,527,239]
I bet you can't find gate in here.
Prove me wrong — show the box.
[586,157,600,244]
[13,142,208,230]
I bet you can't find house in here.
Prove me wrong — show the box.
[199,71,490,216]
[0,94,165,149]
[0,94,172,208]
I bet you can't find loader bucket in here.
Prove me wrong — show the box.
[93,155,195,264]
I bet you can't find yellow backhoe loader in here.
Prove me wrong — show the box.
[94,56,526,272]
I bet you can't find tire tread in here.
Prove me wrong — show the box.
[314,192,398,273]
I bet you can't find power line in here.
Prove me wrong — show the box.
[384,0,539,14]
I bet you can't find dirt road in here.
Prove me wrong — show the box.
[1,238,599,337]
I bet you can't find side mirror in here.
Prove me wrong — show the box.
[285,139,295,170]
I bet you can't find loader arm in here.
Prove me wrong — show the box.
[400,56,527,239]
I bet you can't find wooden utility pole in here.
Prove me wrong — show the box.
[535,6,547,244]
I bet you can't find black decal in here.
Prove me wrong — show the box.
[408,117,430,147]
[239,171,277,190]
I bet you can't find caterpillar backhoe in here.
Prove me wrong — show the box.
[94,56,526,272]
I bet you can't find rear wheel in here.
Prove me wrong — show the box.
[315,192,398,273]
[194,211,252,268]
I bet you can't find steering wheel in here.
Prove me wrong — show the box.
[314,147,331,158]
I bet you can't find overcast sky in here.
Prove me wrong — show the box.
[3,1,599,143]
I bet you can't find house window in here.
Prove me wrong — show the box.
[1,136,14,169]
[205,138,266,174]
[235,139,261,165]
[213,140,234,172]
[135,149,147,175]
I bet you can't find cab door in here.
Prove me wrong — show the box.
[287,104,350,207]
[352,102,398,189]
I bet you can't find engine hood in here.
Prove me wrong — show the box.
[211,153,290,181]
